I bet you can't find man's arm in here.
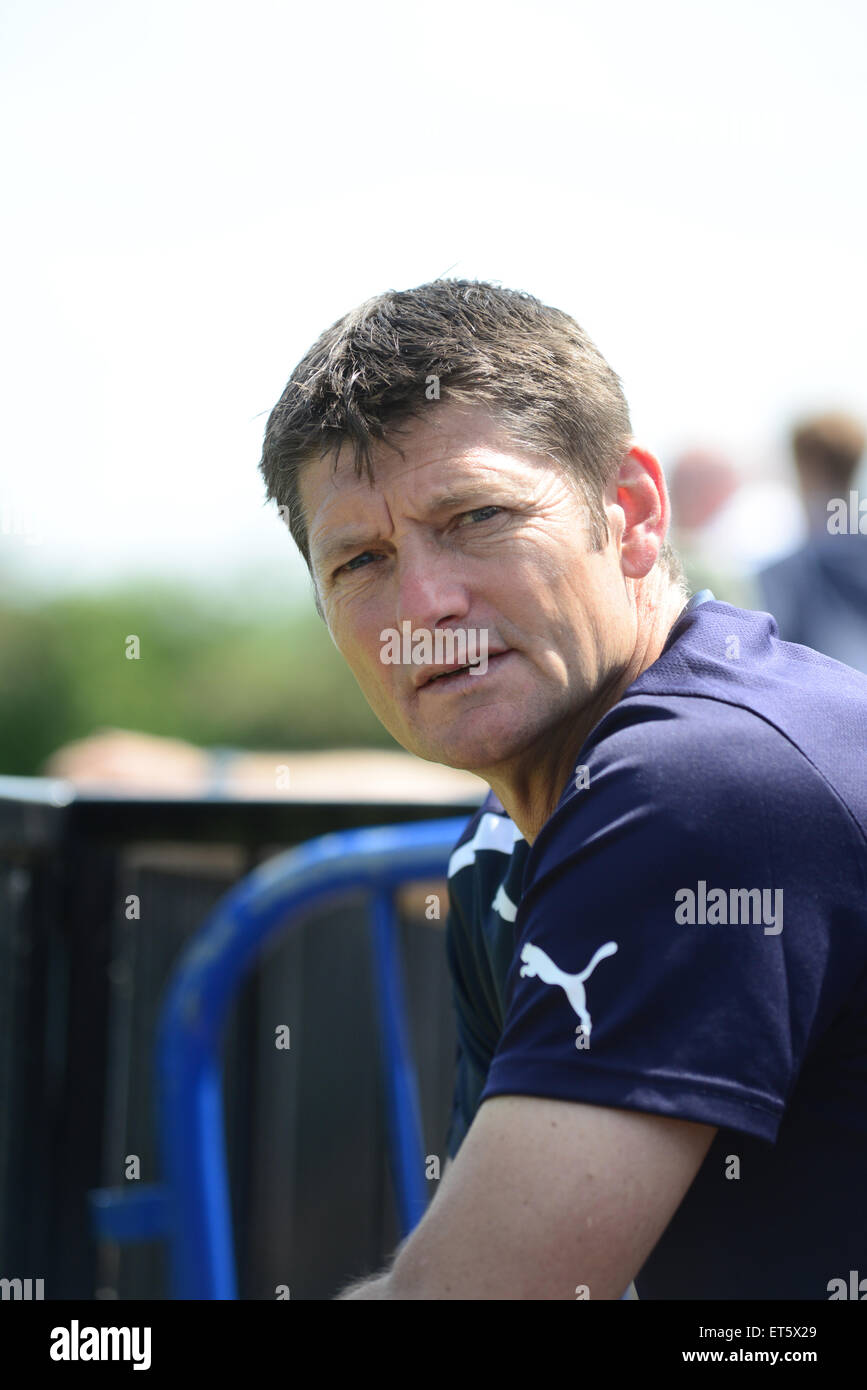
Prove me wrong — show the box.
[333,1157,454,1298]
[336,1099,714,1299]
[335,1273,392,1300]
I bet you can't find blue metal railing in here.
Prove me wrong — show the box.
[89,817,468,1299]
[89,814,635,1301]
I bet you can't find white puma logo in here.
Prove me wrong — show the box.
[519,941,618,1038]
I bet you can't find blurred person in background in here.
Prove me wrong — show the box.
[667,448,803,608]
[757,412,867,672]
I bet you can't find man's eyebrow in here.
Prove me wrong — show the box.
[424,486,503,511]
[313,486,506,570]
[314,530,379,569]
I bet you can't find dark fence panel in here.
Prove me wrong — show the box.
[0,780,481,1300]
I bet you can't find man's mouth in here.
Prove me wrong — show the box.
[427,663,474,683]
[417,651,512,690]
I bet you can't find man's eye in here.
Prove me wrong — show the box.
[332,510,501,578]
[336,551,376,577]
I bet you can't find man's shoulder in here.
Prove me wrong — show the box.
[533,655,864,890]
[641,596,867,716]
[558,691,799,844]
[604,598,867,830]
[588,676,792,783]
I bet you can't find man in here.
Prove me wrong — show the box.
[758,412,867,673]
[259,280,867,1300]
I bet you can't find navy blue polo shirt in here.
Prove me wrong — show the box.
[443,593,867,1299]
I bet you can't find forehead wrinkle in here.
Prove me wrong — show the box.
[309,435,538,570]
[317,480,518,568]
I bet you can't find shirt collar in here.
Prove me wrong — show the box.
[681,587,715,617]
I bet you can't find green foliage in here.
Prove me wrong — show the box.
[0,581,397,775]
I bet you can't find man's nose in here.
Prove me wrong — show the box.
[393,536,471,631]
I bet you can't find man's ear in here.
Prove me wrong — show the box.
[611,444,670,580]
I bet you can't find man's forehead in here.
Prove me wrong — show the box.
[301,407,548,550]
[307,405,512,492]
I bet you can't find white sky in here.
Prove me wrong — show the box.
[1,0,865,596]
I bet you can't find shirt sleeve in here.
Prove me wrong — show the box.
[479,696,833,1143]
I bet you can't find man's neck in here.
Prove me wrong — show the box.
[487,582,692,844]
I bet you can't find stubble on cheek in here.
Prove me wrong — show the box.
[346,637,412,741]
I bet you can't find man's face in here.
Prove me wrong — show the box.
[300,404,638,780]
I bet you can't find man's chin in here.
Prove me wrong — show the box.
[399,727,531,778]
[373,691,552,776]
